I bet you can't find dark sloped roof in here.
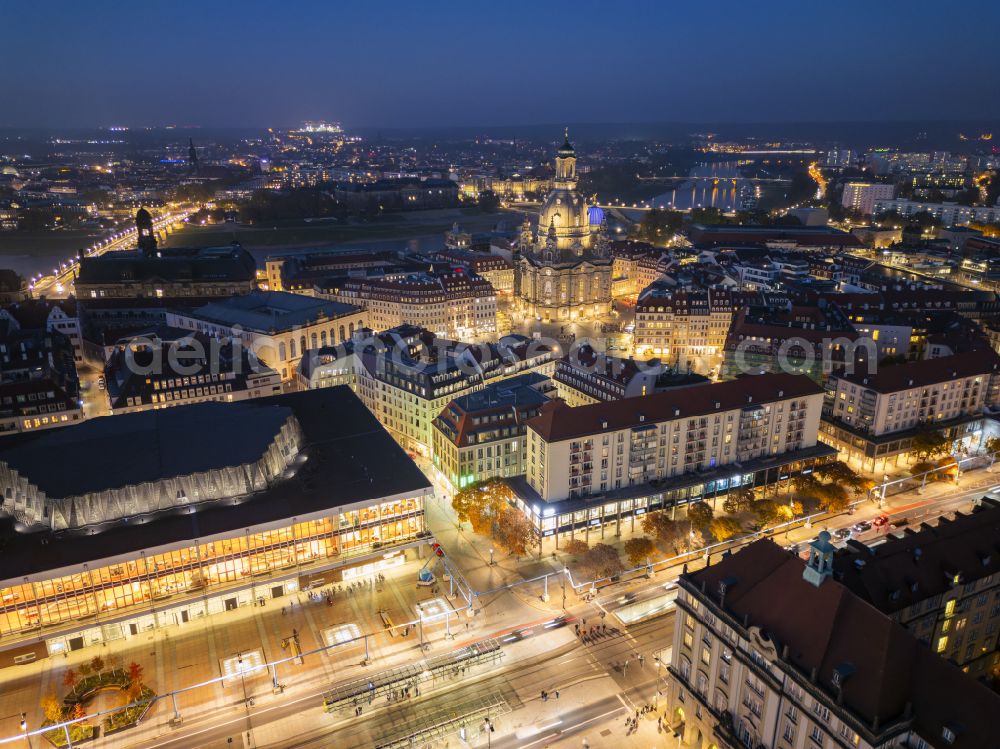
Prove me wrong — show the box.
[838,350,1000,393]
[0,387,431,579]
[0,403,294,497]
[833,501,1000,614]
[688,541,1000,749]
[76,245,256,285]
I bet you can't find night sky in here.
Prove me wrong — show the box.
[5,0,1000,129]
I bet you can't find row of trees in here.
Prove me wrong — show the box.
[455,461,874,577]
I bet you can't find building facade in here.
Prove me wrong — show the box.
[0,388,432,668]
[0,326,82,436]
[633,286,747,373]
[553,344,709,407]
[873,198,1000,226]
[833,499,1000,679]
[166,290,366,381]
[322,270,497,341]
[431,372,553,490]
[103,329,282,414]
[354,328,555,457]
[820,351,999,471]
[526,372,824,503]
[665,538,996,749]
[841,182,896,215]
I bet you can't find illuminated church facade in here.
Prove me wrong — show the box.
[515,131,614,322]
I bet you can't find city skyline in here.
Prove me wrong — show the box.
[5,0,1000,129]
[4,5,1000,747]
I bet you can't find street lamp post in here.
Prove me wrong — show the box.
[235,652,255,748]
[489,548,495,566]
[20,713,32,749]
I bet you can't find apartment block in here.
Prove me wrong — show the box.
[820,351,999,471]
[525,372,825,504]
[634,286,748,373]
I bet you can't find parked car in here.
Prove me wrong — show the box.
[872,514,890,528]
[852,520,873,533]
[833,528,852,541]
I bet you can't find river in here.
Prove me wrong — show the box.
[647,160,763,212]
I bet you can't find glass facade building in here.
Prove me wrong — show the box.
[0,497,425,655]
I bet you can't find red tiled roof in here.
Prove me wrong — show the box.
[839,350,1000,393]
[527,372,821,442]
[689,541,1000,749]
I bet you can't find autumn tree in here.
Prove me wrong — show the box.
[90,655,105,674]
[792,472,821,495]
[815,482,851,513]
[709,517,744,541]
[580,543,624,579]
[493,506,535,557]
[642,511,688,555]
[911,460,940,480]
[451,479,516,538]
[776,500,804,522]
[985,436,1000,456]
[722,486,755,515]
[686,501,714,529]
[70,702,87,722]
[126,661,145,702]
[687,527,706,552]
[562,538,589,556]
[41,693,64,724]
[624,537,658,567]
[812,461,873,496]
[128,661,144,684]
[63,668,79,691]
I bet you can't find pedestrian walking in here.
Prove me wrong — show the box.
[555,690,560,699]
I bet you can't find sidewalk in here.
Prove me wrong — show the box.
[0,555,511,747]
[424,461,999,617]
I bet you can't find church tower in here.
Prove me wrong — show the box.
[136,207,158,257]
[536,128,595,251]
[554,128,577,184]
[188,138,200,175]
[519,214,534,251]
[802,531,835,587]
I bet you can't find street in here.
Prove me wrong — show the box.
[0,463,996,749]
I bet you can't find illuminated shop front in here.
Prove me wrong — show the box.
[0,496,425,655]
[512,445,836,551]
[0,387,433,666]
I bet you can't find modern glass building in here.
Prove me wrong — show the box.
[0,387,431,668]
